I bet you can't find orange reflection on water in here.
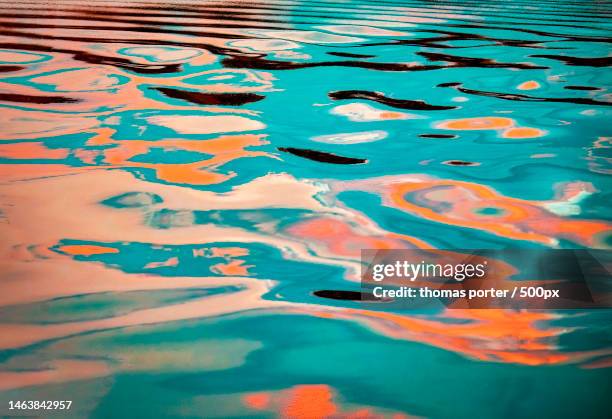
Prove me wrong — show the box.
[57,244,120,256]
[336,176,611,247]
[310,308,606,366]
[99,129,273,185]
[243,384,414,419]
[211,259,251,276]
[502,127,546,139]
[517,80,541,90]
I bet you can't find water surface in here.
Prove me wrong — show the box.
[0,0,611,418]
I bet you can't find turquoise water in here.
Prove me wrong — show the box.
[0,0,611,417]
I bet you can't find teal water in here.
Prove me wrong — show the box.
[0,0,611,417]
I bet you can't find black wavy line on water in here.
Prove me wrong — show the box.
[400,30,548,49]
[417,52,548,69]
[329,90,456,111]
[0,65,23,73]
[335,31,547,51]
[439,82,611,107]
[0,92,79,104]
[313,290,381,301]
[327,52,375,59]
[153,87,265,106]
[443,160,479,166]
[0,28,551,75]
[420,134,457,139]
[278,147,367,165]
[222,55,443,72]
[530,54,612,67]
[564,85,602,91]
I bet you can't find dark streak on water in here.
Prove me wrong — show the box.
[417,51,549,69]
[441,83,612,107]
[326,51,376,59]
[0,92,79,104]
[313,290,383,301]
[0,65,24,72]
[278,147,368,164]
[222,54,443,72]
[153,87,265,106]
[530,54,612,67]
[329,90,457,111]
[564,85,602,91]
[443,160,480,166]
[420,134,458,139]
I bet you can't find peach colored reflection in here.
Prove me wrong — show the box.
[146,115,265,135]
[502,127,546,139]
[30,67,124,91]
[288,217,429,257]
[331,103,414,122]
[144,256,179,269]
[0,169,362,349]
[0,108,97,140]
[0,142,69,159]
[0,50,47,63]
[0,164,100,182]
[437,116,513,131]
[0,359,111,391]
[436,116,545,139]
[120,46,207,63]
[229,39,300,52]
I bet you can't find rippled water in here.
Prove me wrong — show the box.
[0,0,611,417]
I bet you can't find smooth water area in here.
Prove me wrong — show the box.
[0,0,611,417]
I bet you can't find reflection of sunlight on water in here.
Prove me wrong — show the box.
[0,0,611,416]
